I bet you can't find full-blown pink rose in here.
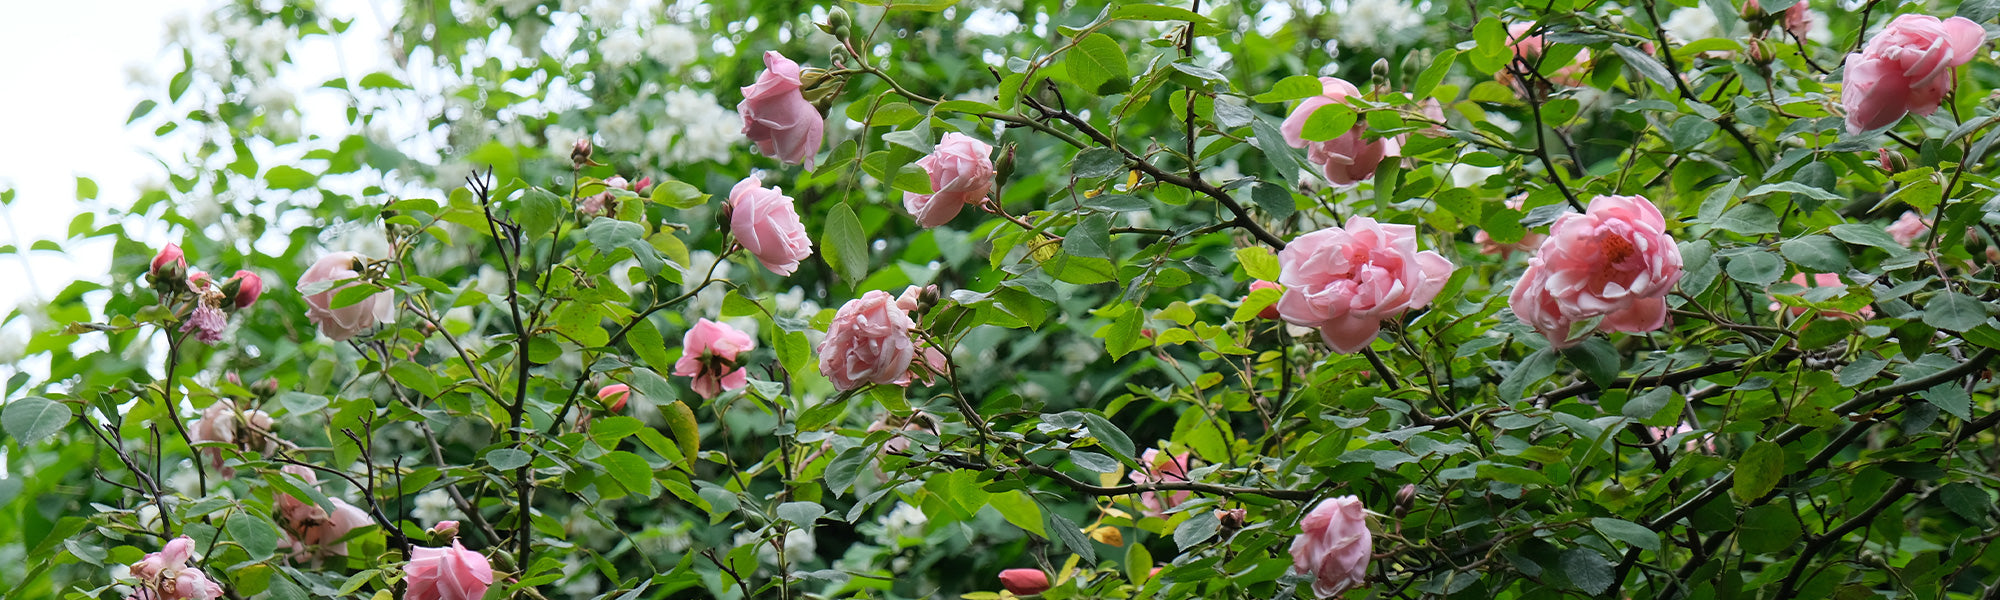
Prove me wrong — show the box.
[298,251,394,341]
[1275,216,1453,353]
[997,569,1051,595]
[132,537,224,600]
[1769,273,1875,320]
[1290,495,1372,597]
[818,290,919,391]
[1508,195,1684,348]
[1128,449,1192,518]
[191,399,276,478]
[1841,14,1985,133]
[739,51,825,166]
[274,465,373,559]
[904,132,996,228]
[1279,77,1392,185]
[405,540,493,600]
[729,176,814,276]
[673,318,756,399]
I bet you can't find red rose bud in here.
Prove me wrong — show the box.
[188,270,213,289]
[998,569,1050,595]
[222,270,263,308]
[632,176,653,195]
[1249,280,1282,320]
[427,520,460,542]
[598,383,631,412]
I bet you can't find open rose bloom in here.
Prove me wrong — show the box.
[1275,216,1453,353]
[131,537,224,600]
[298,251,394,341]
[1842,14,1985,133]
[190,399,277,478]
[1127,449,1193,519]
[405,540,493,600]
[1509,195,1684,348]
[274,465,373,560]
[739,51,825,166]
[1279,77,1393,185]
[672,318,756,398]
[904,132,996,228]
[818,290,920,390]
[1290,496,1373,597]
[729,176,814,276]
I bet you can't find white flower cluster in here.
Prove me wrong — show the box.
[1335,0,1425,49]
[643,88,746,166]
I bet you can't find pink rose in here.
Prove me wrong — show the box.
[818,290,919,391]
[1505,22,1590,86]
[274,465,373,559]
[298,251,394,341]
[1508,195,1683,348]
[405,540,493,600]
[672,318,755,399]
[729,176,814,276]
[151,244,186,279]
[598,383,631,412]
[1128,449,1192,519]
[739,51,825,166]
[191,399,276,478]
[1887,210,1931,246]
[1274,216,1454,353]
[1841,14,1985,133]
[1290,496,1372,597]
[998,569,1051,595]
[225,270,263,308]
[1769,273,1875,320]
[181,305,226,345]
[1784,2,1814,41]
[1279,77,1391,185]
[1248,280,1282,320]
[132,537,224,600]
[904,132,996,227]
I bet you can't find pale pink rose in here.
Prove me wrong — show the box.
[998,569,1051,595]
[818,290,919,391]
[1274,216,1454,353]
[405,540,493,600]
[1128,449,1193,519]
[274,465,374,559]
[1784,2,1814,41]
[739,51,825,166]
[579,192,612,217]
[181,304,226,344]
[729,176,814,276]
[1248,280,1282,320]
[598,383,630,412]
[1279,77,1391,185]
[190,399,276,478]
[1887,211,1931,246]
[673,318,756,399]
[1841,14,1986,133]
[904,133,996,228]
[1768,273,1875,320]
[894,284,932,313]
[1290,496,1372,597]
[132,537,224,600]
[1508,195,1683,348]
[298,251,394,341]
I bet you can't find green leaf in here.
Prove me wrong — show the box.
[583,219,664,270]
[1251,116,1303,184]
[1829,223,1907,251]
[1043,510,1097,562]
[1560,339,1621,389]
[265,165,317,191]
[1172,512,1220,554]
[1924,291,1988,331]
[1236,247,1280,281]
[1080,412,1135,462]
[649,180,709,209]
[1065,33,1131,95]
[777,501,825,528]
[518,188,561,239]
[599,450,656,497]
[127,100,159,124]
[1779,235,1850,272]
[1938,482,1991,523]
[1725,251,1784,285]
[1073,148,1125,180]
[1081,194,1150,212]
[1747,181,1843,202]
[1591,518,1660,552]
[1738,504,1802,553]
[1499,348,1558,401]
[1731,441,1785,503]
[1063,214,1112,259]
[1103,309,1146,359]
[357,72,411,89]
[1252,75,1326,103]
[226,512,279,561]
[1413,50,1458,99]
[1713,204,1779,235]
[487,448,531,471]
[662,400,701,462]
[1611,44,1675,90]
[822,203,869,286]
[1469,18,1510,74]
[1622,387,1674,422]
[589,416,646,448]
[1559,548,1613,595]
[1252,183,1295,221]
[3,397,70,446]
[386,362,443,397]
[1108,3,1211,23]
[1298,104,1357,142]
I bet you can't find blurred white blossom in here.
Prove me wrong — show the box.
[1663,7,1720,42]
[412,489,454,525]
[1336,0,1423,48]
[644,25,699,68]
[600,30,644,67]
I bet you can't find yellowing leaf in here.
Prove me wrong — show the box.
[1089,525,1125,547]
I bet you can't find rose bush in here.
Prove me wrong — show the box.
[6,0,2000,599]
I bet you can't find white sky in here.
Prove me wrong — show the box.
[0,0,199,320]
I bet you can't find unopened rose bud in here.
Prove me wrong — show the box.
[1747,38,1775,64]
[1217,508,1247,533]
[571,137,593,168]
[828,7,852,37]
[632,176,653,195]
[918,284,940,313]
[606,176,629,191]
[220,270,263,309]
[428,520,460,543]
[598,383,631,412]
[187,270,212,289]
[256,377,280,398]
[1395,483,1417,516]
[993,143,1017,192]
[1370,58,1391,93]
[1877,148,1910,173]
[1742,0,1764,20]
[150,244,186,279]
[227,372,244,387]
[716,202,734,235]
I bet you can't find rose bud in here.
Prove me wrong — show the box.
[632,176,653,195]
[1218,507,1248,534]
[1395,484,1418,517]
[570,137,593,168]
[222,270,263,309]
[998,569,1050,595]
[598,383,631,412]
[1248,280,1282,320]
[151,244,187,280]
[428,520,460,543]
